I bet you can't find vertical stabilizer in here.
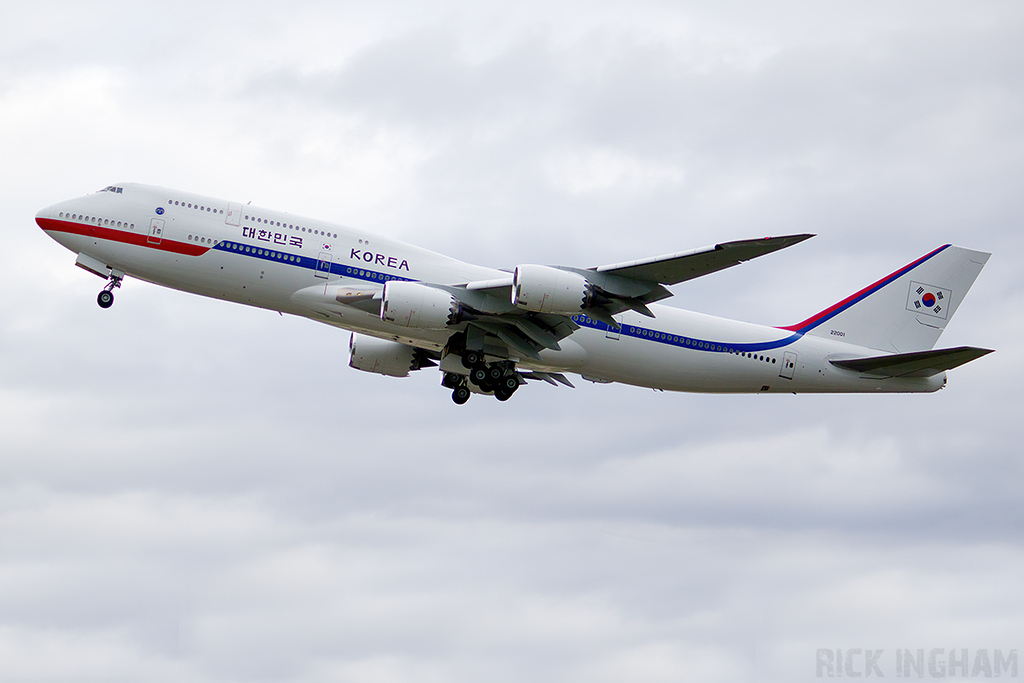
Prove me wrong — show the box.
[781,245,990,353]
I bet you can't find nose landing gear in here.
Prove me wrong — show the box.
[96,274,123,309]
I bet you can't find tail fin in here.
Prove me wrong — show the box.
[781,245,990,352]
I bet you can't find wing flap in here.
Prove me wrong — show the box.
[520,371,575,388]
[469,321,543,360]
[830,346,993,378]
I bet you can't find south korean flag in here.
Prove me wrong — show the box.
[906,281,952,319]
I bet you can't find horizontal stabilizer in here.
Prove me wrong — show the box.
[830,346,993,378]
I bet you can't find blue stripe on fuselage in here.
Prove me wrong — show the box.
[570,313,800,354]
[214,241,413,284]
[214,241,796,354]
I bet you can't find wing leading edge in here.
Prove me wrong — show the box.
[464,233,814,297]
[595,234,815,285]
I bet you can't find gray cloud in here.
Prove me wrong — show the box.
[2,1,1023,681]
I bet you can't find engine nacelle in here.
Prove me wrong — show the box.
[349,333,424,377]
[512,264,592,314]
[381,281,460,329]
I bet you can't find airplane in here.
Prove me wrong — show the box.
[36,183,993,404]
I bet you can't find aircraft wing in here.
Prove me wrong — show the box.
[328,234,815,362]
[594,234,815,285]
[461,233,813,324]
[467,234,812,295]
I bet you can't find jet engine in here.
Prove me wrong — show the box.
[348,333,432,377]
[512,264,593,314]
[381,281,462,329]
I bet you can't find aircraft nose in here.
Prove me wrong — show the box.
[36,204,52,229]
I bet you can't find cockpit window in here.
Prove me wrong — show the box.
[99,186,124,194]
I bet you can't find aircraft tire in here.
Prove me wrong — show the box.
[452,386,471,405]
[470,367,488,386]
[463,350,483,368]
[97,290,114,308]
[501,375,519,393]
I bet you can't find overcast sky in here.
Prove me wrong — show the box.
[2,2,1023,681]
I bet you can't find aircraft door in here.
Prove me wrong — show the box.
[606,315,622,340]
[225,202,243,226]
[780,351,797,379]
[315,251,333,279]
[148,218,164,245]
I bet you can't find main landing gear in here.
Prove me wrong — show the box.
[466,353,521,402]
[96,274,122,309]
[452,384,471,405]
[444,351,522,405]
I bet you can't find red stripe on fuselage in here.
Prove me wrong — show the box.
[778,244,951,333]
[36,217,210,257]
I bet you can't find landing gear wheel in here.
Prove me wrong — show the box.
[494,386,513,401]
[500,375,520,393]
[470,366,488,386]
[452,385,471,405]
[487,364,505,382]
[462,350,483,369]
[96,272,122,309]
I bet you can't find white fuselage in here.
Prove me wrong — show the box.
[36,183,944,394]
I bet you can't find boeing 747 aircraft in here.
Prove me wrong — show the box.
[36,184,992,404]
